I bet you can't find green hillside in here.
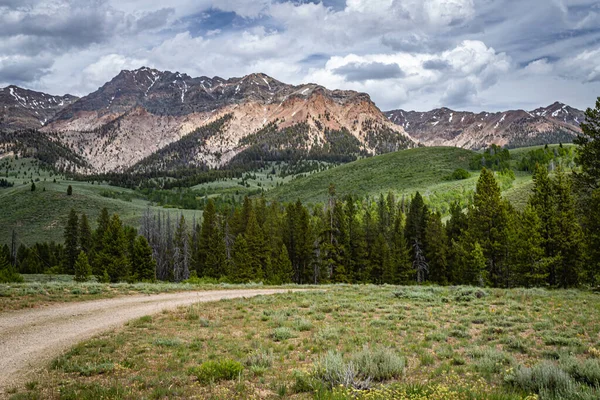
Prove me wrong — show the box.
[268,147,473,205]
[0,159,201,246]
[267,146,536,212]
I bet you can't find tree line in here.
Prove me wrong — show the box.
[2,98,599,287]
[4,160,596,288]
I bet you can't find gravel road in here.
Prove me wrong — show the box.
[0,289,292,394]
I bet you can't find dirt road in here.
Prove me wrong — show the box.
[0,289,293,394]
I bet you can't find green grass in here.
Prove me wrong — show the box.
[267,147,478,205]
[0,277,271,311]
[15,285,600,399]
[0,158,201,246]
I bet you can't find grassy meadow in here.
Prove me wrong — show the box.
[0,277,276,312]
[9,285,600,399]
[0,145,572,246]
[0,158,202,245]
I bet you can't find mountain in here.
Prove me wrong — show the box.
[0,86,78,130]
[42,67,414,173]
[385,102,585,149]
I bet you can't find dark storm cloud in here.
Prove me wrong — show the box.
[422,59,451,71]
[0,57,53,84]
[134,8,175,32]
[0,2,123,47]
[333,62,404,82]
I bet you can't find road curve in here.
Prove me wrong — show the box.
[0,289,294,394]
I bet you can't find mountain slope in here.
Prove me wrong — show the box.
[268,147,476,205]
[0,86,78,130]
[385,102,584,149]
[267,146,536,212]
[42,68,414,173]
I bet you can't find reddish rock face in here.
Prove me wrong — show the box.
[37,68,413,173]
[0,86,78,131]
[385,103,584,150]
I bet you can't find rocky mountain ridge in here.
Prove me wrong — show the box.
[40,67,413,172]
[0,86,78,130]
[385,102,585,149]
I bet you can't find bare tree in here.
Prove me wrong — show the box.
[412,239,429,284]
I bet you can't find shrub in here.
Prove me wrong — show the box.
[245,349,274,368]
[271,327,296,341]
[313,346,405,389]
[193,359,243,384]
[561,357,600,387]
[294,318,314,332]
[505,362,573,395]
[352,345,405,381]
[453,287,487,302]
[393,287,440,302]
[446,168,471,180]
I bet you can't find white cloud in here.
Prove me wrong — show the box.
[81,54,149,88]
[1,0,599,111]
[524,58,553,75]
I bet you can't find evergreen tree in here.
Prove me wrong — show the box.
[370,233,392,283]
[197,199,217,276]
[529,164,558,285]
[98,214,130,282]
[173,215,190,282]
[67,185,73,195]
[273,244,293,284]
[0,252,23,283]
[469,168,511,286]
[574,97,600,189]
[79,214,92,255]
[63,208,79,274]
[424,212,449,284]
[405,192,428,253]
[245,209,269,281]
[583,189,600,285]
[511,205,547,287]
[132,235,156,282]
[74,251,92,282]
[553,167,584,287]
[231,235,252,282]
[31,182,36,191]
[391,210,411,284]
[445,201,467,282]
[91,208,110,275]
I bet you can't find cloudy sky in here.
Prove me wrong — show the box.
[1,0,599,112]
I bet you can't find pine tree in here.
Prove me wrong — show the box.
[74,251,92,282]
[273,244,293,284]
[370,233,392,284]
[91,208,110,275]
[79,213,92,255]
[469,242,487,286]
[469,168,511,286]
[574,97,600,189]
[424,212,449,284]
[391,211,411,284]
[31,182,36,191]
[584,189,600,286]
[553,167,584,287]
[511,205,547,287]
[173,215,190,282]
[132,235,156,282]
[231,235,252,283]
[98,214,130,282]
[0,252,23,283]
[245,209,269,281]
[197,199,217,276]
[63,208,79,274]
[405,192,427,254]
[67,185,73,195]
